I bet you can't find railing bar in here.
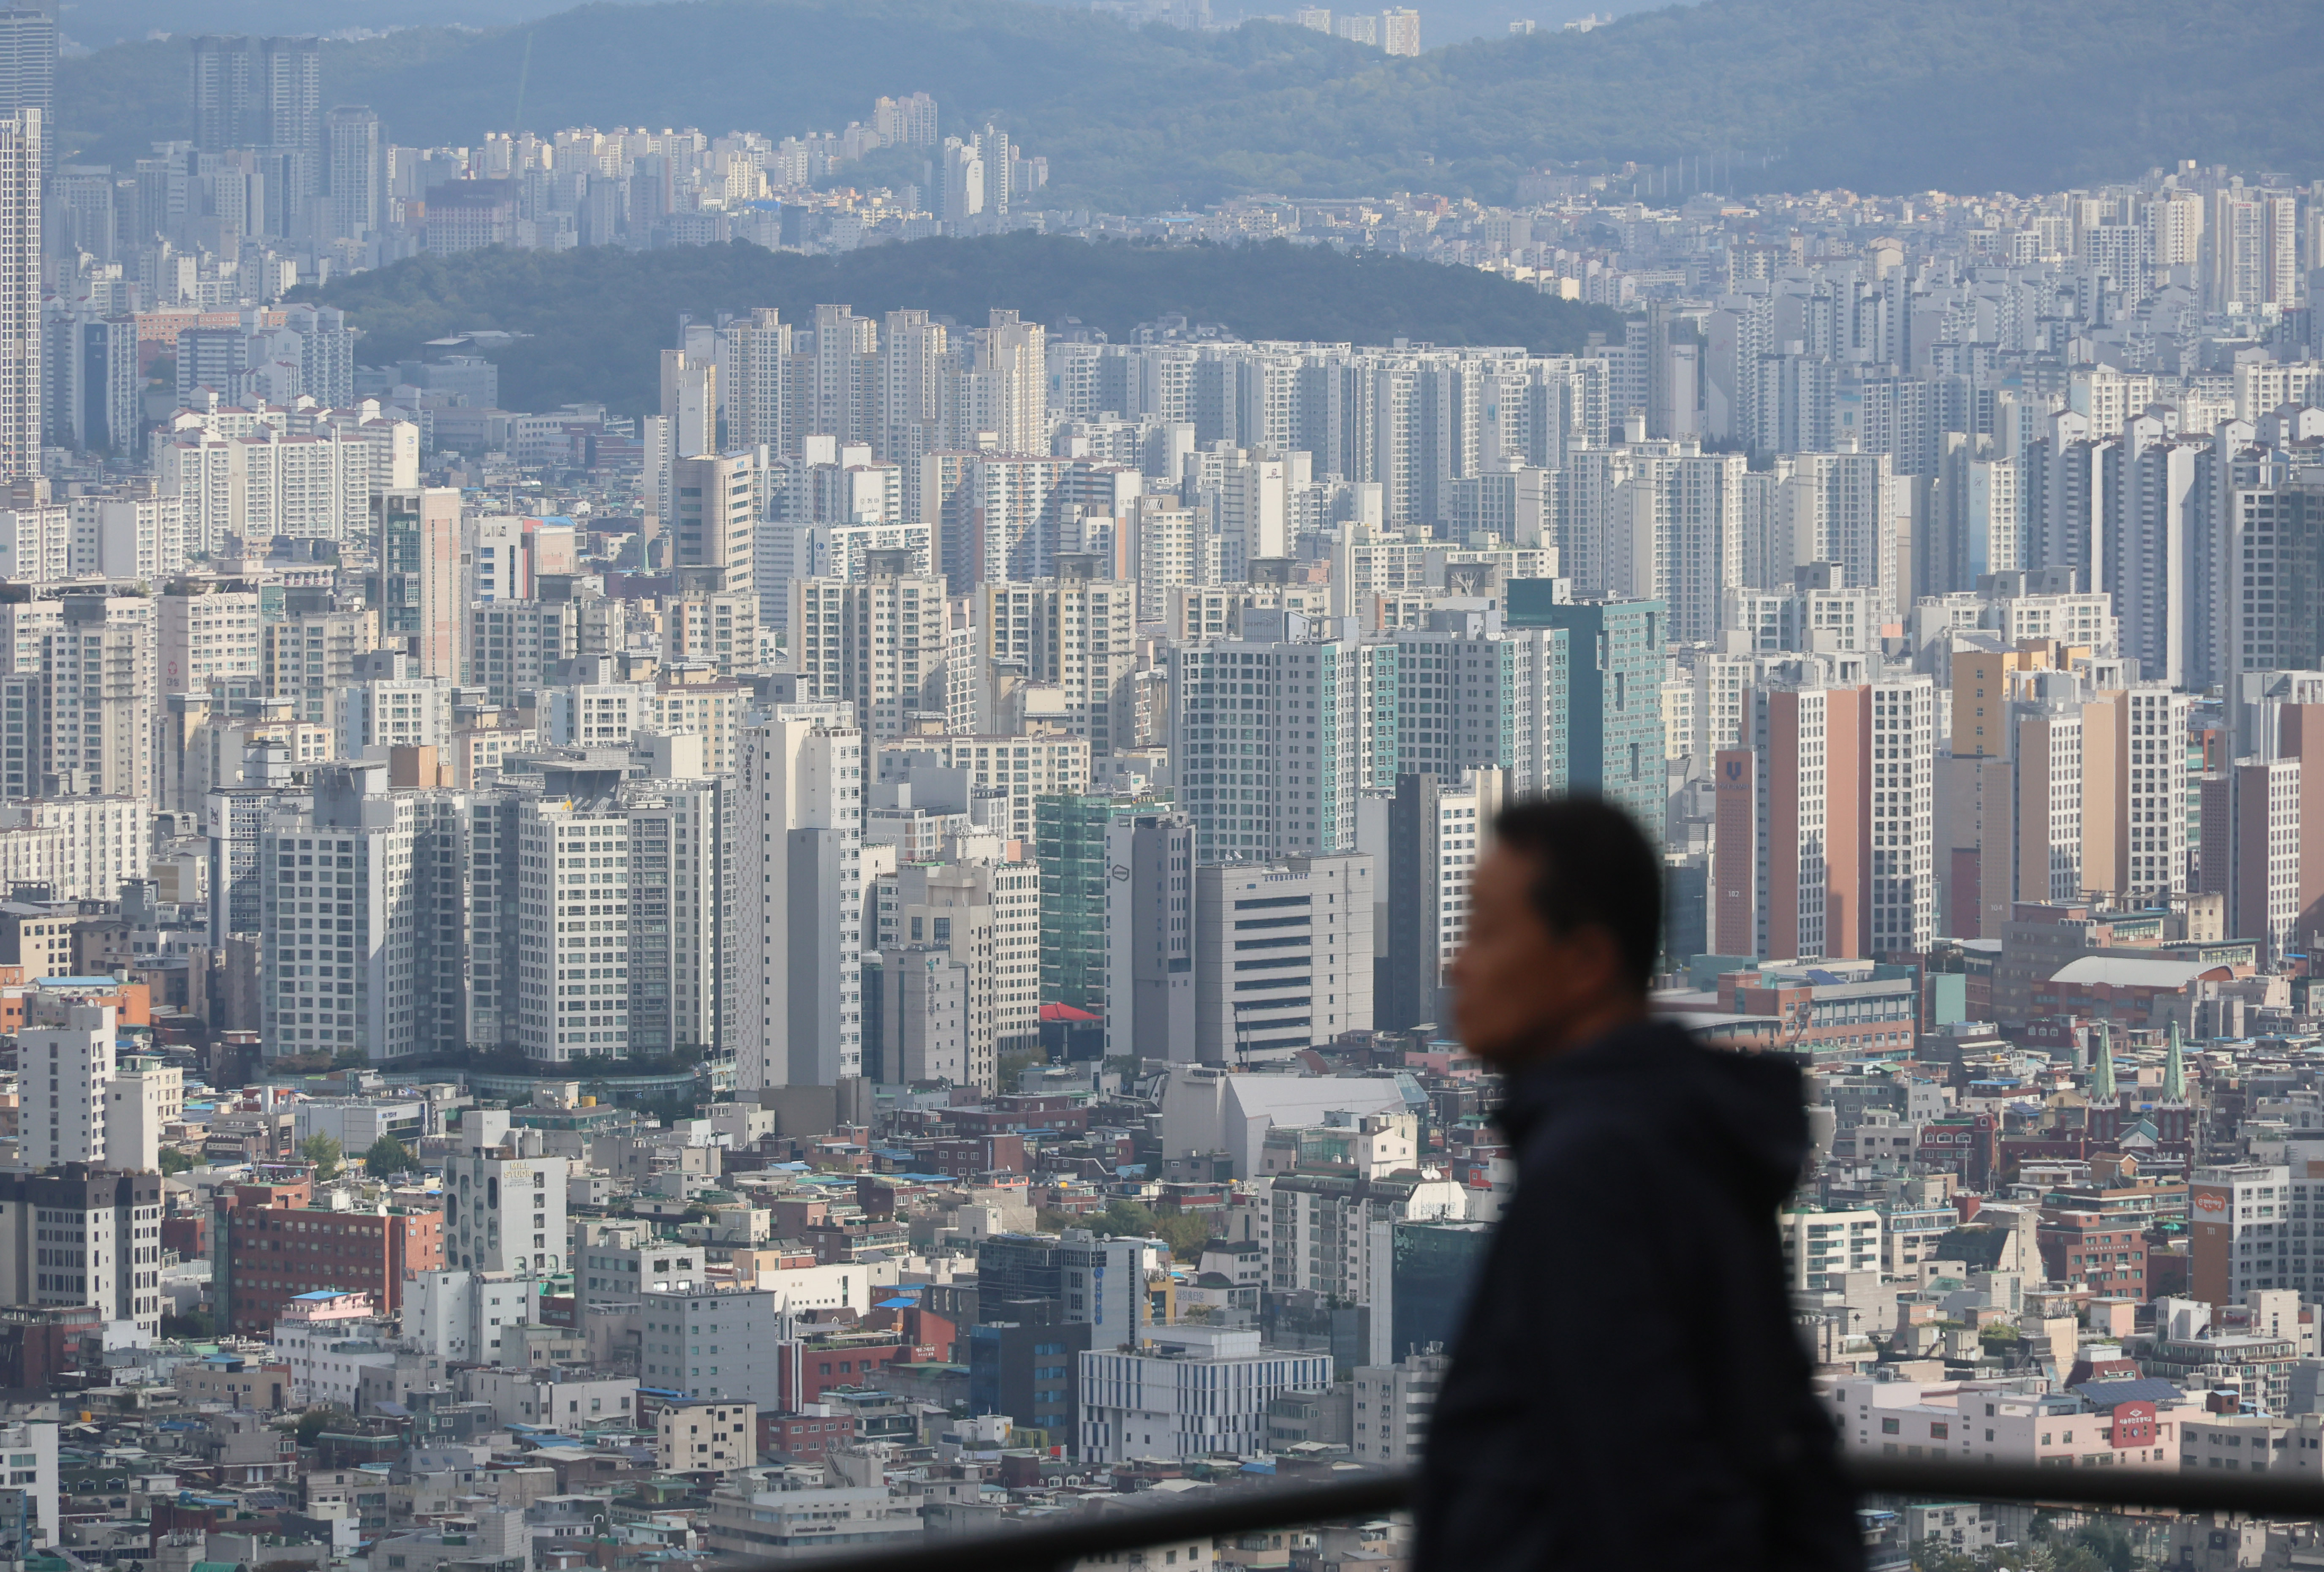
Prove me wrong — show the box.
[734,1474,1415,1572]
[1848,1459,2324,1518]
[721,1459,2324,1572]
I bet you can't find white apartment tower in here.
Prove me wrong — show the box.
[0,109,35,480]
[515,781,633,1064]
[790,556,947,739]
[734,704,862,1089]
[20,1004,113,1168]
[1168,617,1370,861]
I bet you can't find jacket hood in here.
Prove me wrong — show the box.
[1498,1017,1810,1210]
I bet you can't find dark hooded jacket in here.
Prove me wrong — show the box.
[1415,1018,1862,1572]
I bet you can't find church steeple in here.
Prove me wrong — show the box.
[2090,1020,2117,1104]
[2163,1017,2187,1104]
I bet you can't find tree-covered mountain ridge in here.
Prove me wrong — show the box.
[58,0,2324,207]
[301,232,1627,415]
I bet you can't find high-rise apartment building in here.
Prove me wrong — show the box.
[20,1004,115,1169]
[1169,617,1369,861]
[376,488,461,679]
[1383,769,1506,1031]
[37,590,156,802]
[0,109,35,480]
[1504,589,1668,842]
[877,857,1039,1091]
[157,578,262,702]
[790,554,946,739]
[670,451,756,601]
[258,764,470,1065]
[734,705,862,1090]
[0,13,52,180]
[970,564,1136,753]
[515,775,634,1064]
[324,105,382,240]
[625,771,728,1059]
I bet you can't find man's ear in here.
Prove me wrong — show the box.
[1557,925,1625,996]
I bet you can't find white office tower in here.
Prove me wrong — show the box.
[790,555,947,739]
[444,1107,568,1276]
[21,1004,112,1167]
[1169,612,1367,861]
[258,764,470,1065]
[516,775,633,1064]
[38,591,155,802]
[1560,440,1747,643]
[625,756,728,1059]
[650,348,717,520]
[969,565,1136,754]
[0,109,33,481]
[734,704,862,1090]
[1193,856,1373,1061]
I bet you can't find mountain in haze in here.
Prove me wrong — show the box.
[59,0,2324,204]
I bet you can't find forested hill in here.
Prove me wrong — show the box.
[300,233,1626,416]
[61,0,2324,205]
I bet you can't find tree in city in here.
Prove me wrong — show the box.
[299,1133,344,1180]
[363,1135,415,1179]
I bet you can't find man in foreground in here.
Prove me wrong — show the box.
[1416,796,1862,1572]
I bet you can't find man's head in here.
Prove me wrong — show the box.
[1449,795,1663,1068]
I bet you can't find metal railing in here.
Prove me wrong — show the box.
[756,1458,2324,1572]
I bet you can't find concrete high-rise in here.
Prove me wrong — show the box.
[0,108,34,480]
[0,14,52,179]
[258,763,471,1066]
[1168,613,1369,862]
[1504,588,1668,843]
[1193,855,1373,1062]
[376,488,461,679]
[791,552,946,739]
[970,563,1136,754]
[734,704,862,1090]
[1383,768,1506,1031]
[1103,808,1196,1063]
[325,105,383,239]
